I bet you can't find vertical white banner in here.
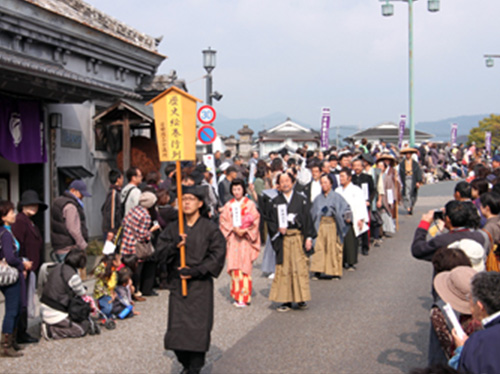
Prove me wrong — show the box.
[277,204,288,228]
[231,203,242,227]
[203,154,218,196]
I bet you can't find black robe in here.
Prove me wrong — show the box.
[351,173,375,208]
[156,216,226,352]
[268,191,316,265]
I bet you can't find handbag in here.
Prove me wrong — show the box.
[0,259,19,287]
[135,240,154,259]
[0,231,19,287]
[67,296,91,322]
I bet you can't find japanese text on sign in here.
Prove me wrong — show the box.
[167,94,184,160]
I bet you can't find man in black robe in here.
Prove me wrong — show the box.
[268,172,316,311]
[351,158,375,255]
[157,186,226,374]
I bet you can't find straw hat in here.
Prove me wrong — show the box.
[433,266,477,314]
[400,147,418,154]
[376,153,396,164]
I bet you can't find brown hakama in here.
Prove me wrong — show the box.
[269,229,311,303]
[310,216,343,277]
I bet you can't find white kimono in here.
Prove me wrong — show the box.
[335,182,369,237]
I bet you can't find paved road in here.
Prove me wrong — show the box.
[0,181,455,374]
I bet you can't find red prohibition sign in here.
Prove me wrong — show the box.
[197,105,216,125]
[198,125,217,145]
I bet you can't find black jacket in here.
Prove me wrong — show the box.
[40,264,78,312]
[50,192,88,250]
[101,185,123,235]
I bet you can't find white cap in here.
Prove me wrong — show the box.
[219,161,231,172]
[448,239,485,272]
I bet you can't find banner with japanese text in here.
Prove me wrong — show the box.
[320,108,330,149]
[398,115,406,149]
[147,86,200,162]
[450,123,458,145]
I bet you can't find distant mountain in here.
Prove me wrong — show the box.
[415,114,491,141]
[214,112,493,144]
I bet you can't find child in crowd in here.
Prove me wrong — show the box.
[112,267,140,318]
[93,253,121,318]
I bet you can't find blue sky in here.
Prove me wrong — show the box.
[86,0,500,131]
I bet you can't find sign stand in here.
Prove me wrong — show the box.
[176,160,188,296]
[146,86,202,297]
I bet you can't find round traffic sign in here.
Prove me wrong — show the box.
[197,125,217,145]
[197,105,216,125]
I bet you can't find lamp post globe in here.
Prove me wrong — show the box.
[381,2,394,16]
[203,47,216,74]
[428,0,440,12]
[486,57,494,68]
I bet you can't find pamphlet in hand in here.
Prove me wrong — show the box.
[443,303,466,340]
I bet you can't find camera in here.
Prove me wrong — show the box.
[433,210,444,221]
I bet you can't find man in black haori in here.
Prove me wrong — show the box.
[268,172,316,312]
[351,158,375,256]
[157,186,226,374]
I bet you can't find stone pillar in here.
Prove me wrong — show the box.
[237,124,254,161]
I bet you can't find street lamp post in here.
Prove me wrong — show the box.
[380,0,440,147]
[202,47,222,154]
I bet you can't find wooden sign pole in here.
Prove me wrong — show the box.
[176,160,188,297]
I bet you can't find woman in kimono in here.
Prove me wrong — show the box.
[220,179,261,307]
[157,186,226,374]
[268,172,316,312]
[310,174,350,279]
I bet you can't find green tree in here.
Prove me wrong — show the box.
[468,114,500,147]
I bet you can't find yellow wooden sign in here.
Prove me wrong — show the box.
[146,86,202,162]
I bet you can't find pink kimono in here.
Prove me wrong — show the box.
[220,197,261,305]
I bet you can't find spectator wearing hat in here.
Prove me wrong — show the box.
[491,154,500,172]
[430,262,481,362]
[11,190,47,344]
[451,272,500,374]
[50,179,91,263]
[399,148,424,215]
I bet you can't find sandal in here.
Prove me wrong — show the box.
[276,303,291,312]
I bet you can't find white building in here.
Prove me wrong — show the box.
[257,118,320,156]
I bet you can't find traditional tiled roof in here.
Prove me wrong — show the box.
[349,122,433,139]
[24,0,160,53]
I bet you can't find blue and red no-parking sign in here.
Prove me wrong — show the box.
[197,125,217,145]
